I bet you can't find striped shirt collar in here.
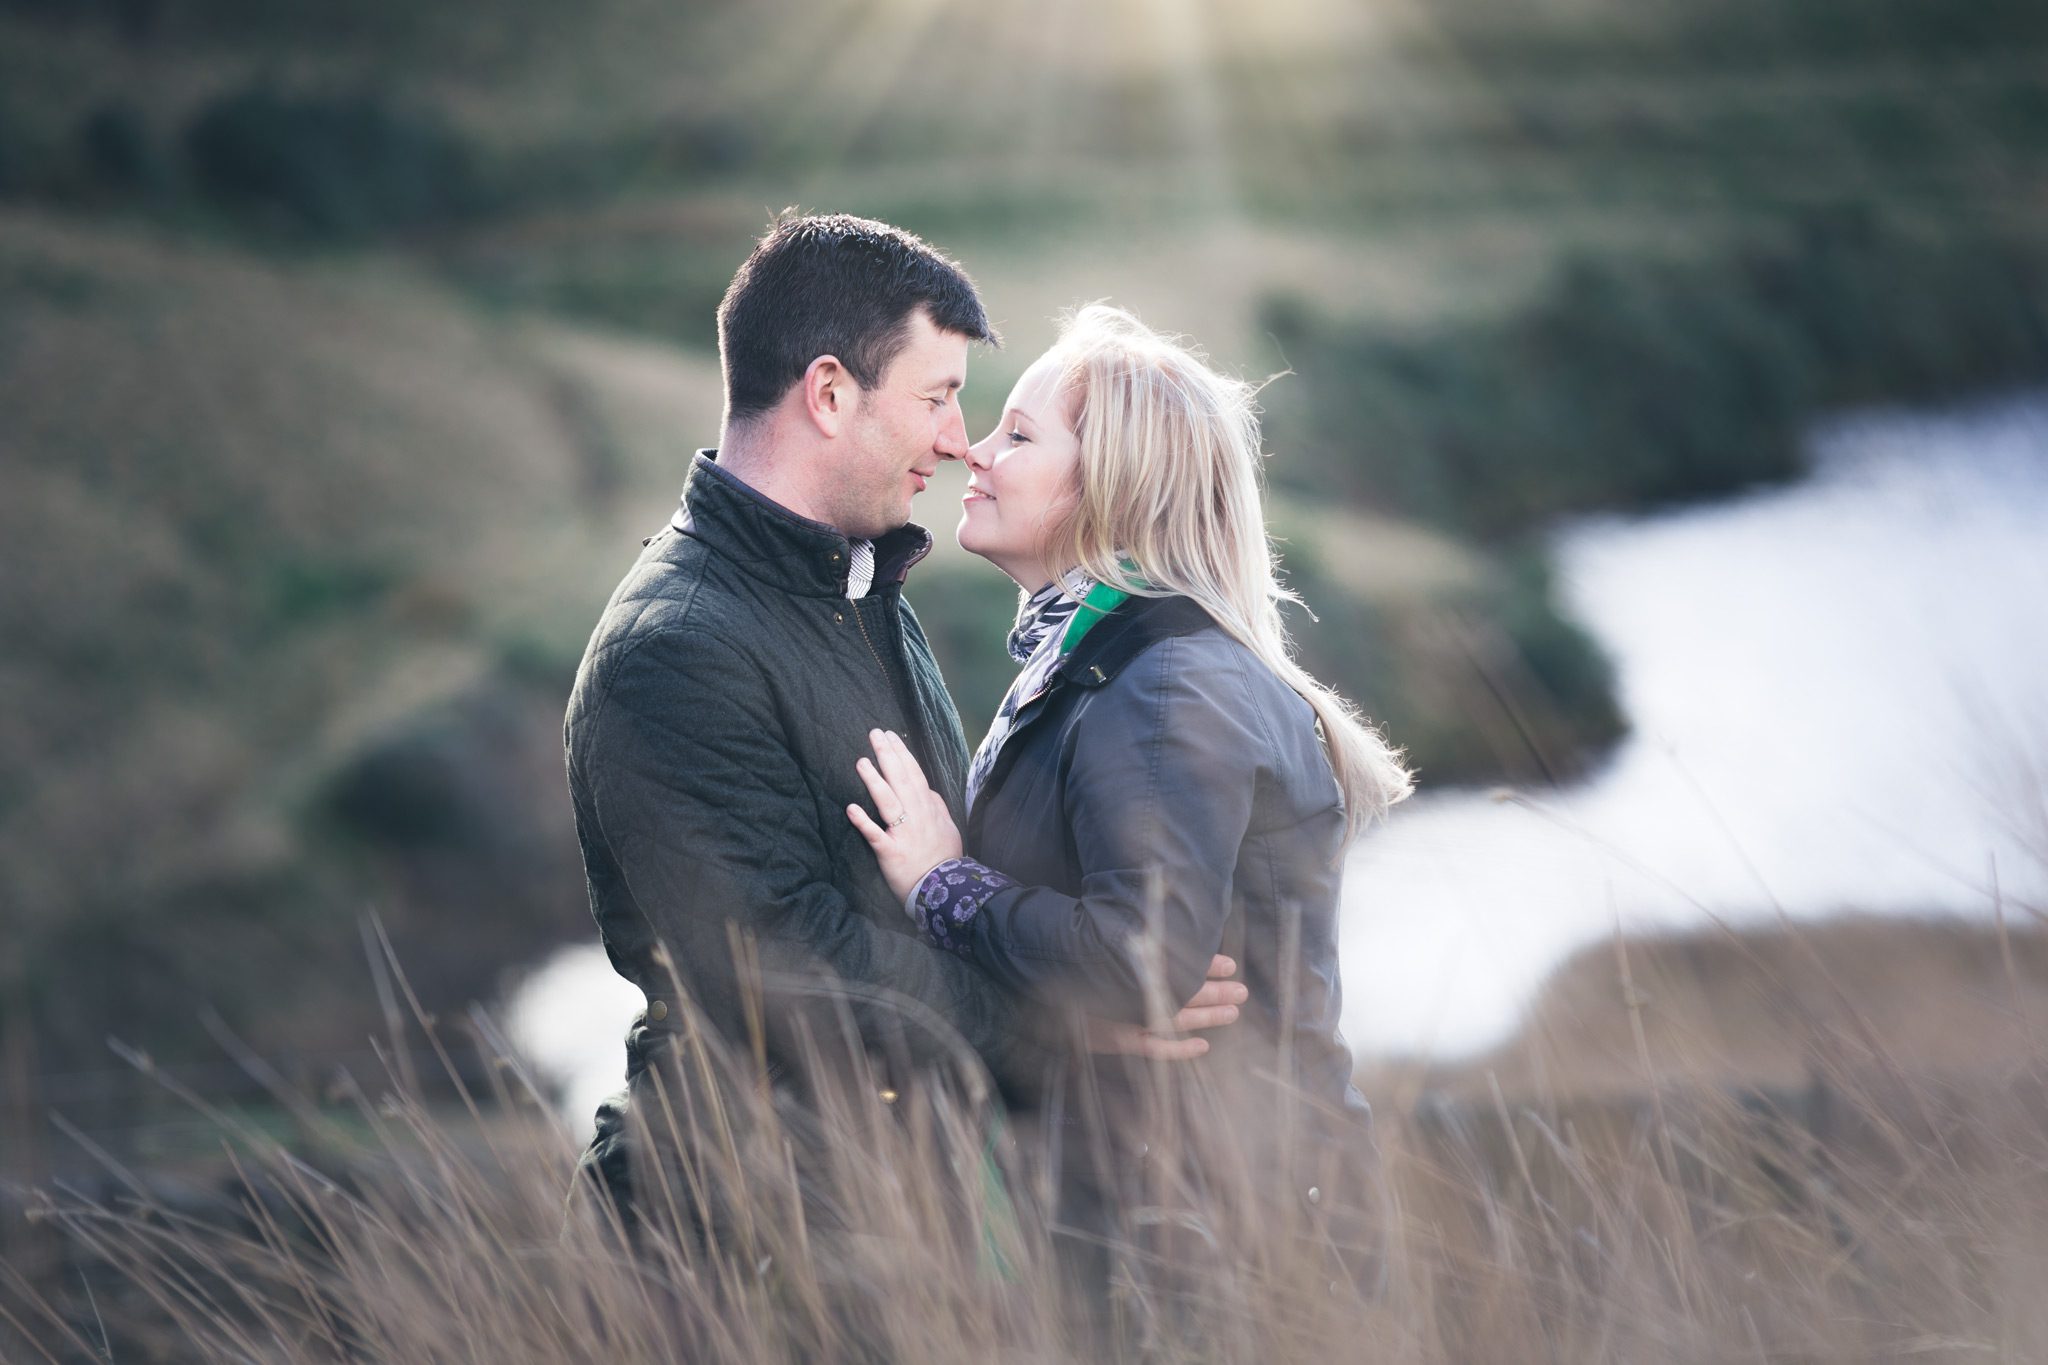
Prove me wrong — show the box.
[847,539,876,599]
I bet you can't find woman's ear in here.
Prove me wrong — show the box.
[803,355,853,438]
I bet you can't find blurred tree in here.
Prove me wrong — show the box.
[79,100,170,198]
[184,82,486,240]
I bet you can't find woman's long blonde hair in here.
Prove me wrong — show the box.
[1036,303,1413,840]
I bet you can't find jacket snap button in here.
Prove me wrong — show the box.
[646,999,668,1022]
[1087,665,1106,683]
[834,611,844,623]
[829,551,841,563]
[1305,1185,1322,1206]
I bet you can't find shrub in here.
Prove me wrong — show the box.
[1276,532,1624,788]
[183,82,485,240]
[78,100,169,196]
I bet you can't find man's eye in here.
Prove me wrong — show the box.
[929,396,949,409]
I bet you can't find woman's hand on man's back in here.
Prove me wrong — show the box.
[1084,954,1249,1060]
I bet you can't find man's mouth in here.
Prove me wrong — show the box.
[910,470,930,493]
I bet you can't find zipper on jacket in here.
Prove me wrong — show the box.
[852,595,952,802]
[849,597,890,678]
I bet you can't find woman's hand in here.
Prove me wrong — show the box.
[846,728,963,903]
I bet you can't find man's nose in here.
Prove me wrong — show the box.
[961,429,995,470]
[936,404,969,461]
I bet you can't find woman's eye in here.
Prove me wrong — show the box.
[1006,429,1030,444]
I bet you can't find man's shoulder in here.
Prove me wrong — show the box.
[573,533,762,695]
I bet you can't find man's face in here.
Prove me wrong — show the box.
[831,308,971,540]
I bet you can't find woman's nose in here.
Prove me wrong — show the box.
[961,430,996,469]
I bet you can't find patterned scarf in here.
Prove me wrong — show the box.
[966,569,1093,812]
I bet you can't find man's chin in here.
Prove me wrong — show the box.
[852,507,914,541]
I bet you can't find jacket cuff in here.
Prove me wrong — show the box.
[911,857,1017,956]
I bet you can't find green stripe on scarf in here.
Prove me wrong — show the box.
[1060,580,1131,652]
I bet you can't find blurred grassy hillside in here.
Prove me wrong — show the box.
[3,0,2047,1152]
[20,915,2048,1361]
[1369,915,2048,1103]
[0,204,728,1150]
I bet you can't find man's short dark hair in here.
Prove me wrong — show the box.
[717,212,998,426]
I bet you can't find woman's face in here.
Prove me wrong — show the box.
[957,352,1082,589]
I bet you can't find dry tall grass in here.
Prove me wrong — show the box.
[10,927,2048,1365]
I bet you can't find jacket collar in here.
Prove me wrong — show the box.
[668,450,933,599]
[1052,592,1216,691]
[1006,593,1216,711]
[965,591,1217,850]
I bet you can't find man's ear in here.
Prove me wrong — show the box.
[802,355,855,438]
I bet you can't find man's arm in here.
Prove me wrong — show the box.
[582,627,1051,1087]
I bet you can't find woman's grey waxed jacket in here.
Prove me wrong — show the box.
[953,592,1372,1127]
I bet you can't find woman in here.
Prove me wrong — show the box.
[846,303,1411,1201]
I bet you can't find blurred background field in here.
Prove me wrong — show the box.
[3,0,2048,1326]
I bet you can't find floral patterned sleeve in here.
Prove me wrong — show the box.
[909,857,1019,957]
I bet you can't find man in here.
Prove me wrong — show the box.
[563,213,1241,1230]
